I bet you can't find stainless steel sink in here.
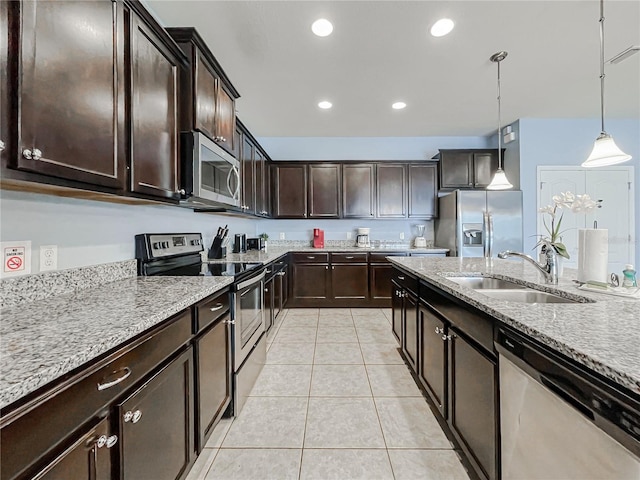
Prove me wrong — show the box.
[478,289,579,304]
[446,276,526,290]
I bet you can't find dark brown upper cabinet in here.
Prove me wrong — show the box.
[438,149,500,189]
[309,163,341,218]
[5,0,126,190]
[343,163,375,218]
[376,164,407,218]
[273,164,307,218]
[408,163,438,218]
[127,4,184,201]
[166,28,240,156]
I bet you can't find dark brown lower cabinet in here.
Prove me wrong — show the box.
[418,304,447,417]
[402,292,419,372]
[291,263,330,304]
[391,280,402,343]
[194,315,231,452]
[331,263,369,301]
[117,348,195,480]
[32,417,113,480]
[449,328,497,480]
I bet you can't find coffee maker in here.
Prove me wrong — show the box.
[355,227,370,248]
[313,228,324,248]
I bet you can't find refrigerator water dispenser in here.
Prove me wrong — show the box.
[463,224,483,246]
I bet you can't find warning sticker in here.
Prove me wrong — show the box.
[4,247,26,272]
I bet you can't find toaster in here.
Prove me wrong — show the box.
[246,237,264,251]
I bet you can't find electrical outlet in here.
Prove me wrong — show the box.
[40,245,58,271]
[399,232,405,240]
[279,232,285,240]
[346,232,352,240]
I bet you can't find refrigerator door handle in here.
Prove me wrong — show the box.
[483,212,489,258]
[488,213,494,258]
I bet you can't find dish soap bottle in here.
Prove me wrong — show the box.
[622,264,637,287]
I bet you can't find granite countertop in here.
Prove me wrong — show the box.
[0,276,233,410]
[389,256,640,396]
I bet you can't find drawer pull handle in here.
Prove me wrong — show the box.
[345,256,354,259]
[97,367,131,391]
[277,272,285,276]
[223,319,236,325]
[209,303,224,312]
[398,276,405,280]
[307,256,315,259]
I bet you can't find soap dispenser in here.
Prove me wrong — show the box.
[622,264,637,287]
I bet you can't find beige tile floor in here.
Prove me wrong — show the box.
[187,308,471,480]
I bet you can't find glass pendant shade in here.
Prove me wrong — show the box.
[487,168,513,190]
[582,133,632,167]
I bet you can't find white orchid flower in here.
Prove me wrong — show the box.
[552,192,575,209]
[571,194,599,213]
[538,205,555,217]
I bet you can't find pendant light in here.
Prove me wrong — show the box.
[487,51,513,190]
[582,0,631,167]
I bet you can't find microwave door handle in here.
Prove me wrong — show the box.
[232,166,240,200]
[226,167,234,198]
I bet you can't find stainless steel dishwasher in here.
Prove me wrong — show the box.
[496,328,640,480]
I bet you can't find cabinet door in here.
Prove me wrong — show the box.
[409,164,437,218]
[214,84,235,154]
[0,1,8,165]
[309,164,341,218]
[31,417,113,480]
[343,164,375,218]
[129,12,179,200]
[376,164,407,218]
[241,136,255,214]
[273,272,283,318]
[195,317,231,452]
[449,330,497,480]
[264,277,275,333]
[14,0,125,189]
[402,292,419,372]
[281,264,289,308]
[472,152,499,188]
[255,149,268,216]
[331,264,369,300]
[292,264,329,301]
[118,348,194,480]
[419,305,447,417]
[370,264,395,303]
[391,281,403,344]
[439,151,472,189]
[273,164,307,218]
[194,53,217,141]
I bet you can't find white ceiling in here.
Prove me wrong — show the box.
[147,1,640,137]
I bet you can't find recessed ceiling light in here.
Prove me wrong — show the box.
[392,102,407,110]
[318,101,332,109]
[430,18,454,37]
[312,18,333,37]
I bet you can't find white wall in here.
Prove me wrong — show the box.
[518,118,640,261]
[0,190,258,273]
[258,136,490,161]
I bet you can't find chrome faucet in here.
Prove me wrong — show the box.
[498,241,559,285]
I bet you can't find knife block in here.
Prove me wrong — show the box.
[208,237,226,259]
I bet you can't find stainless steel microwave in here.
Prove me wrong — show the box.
[180,132,240,208]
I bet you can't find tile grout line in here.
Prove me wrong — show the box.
[298,312,318,480]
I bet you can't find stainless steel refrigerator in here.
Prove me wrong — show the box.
[435,190,523,257]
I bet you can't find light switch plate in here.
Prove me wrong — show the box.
[1,240,32,278]
[346,232,352,240]
[279,232,285,240]
[400,232,405,240]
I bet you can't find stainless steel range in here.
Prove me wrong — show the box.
[135,233,266,415]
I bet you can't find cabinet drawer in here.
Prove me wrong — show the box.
[331,252,368,263]
[291,253,329,263]
[421,281,494,353]
[392,268,419,296]
[196,290,230,332]
[369,252,407,263]
[1,311,192,480]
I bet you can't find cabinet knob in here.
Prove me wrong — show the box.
[0,140,5,151]
[277,272,285,276]
[96,435,108,448]
[178,189,186,195]
[325,266,328,270]
[442,334,452,341]
[223,319,236,325]
[32,148,42,160]
[123,409,142,423]
[22,148,33,159]
[332,266,335,270]
[106,435,118,448]
[265,288,269,293]
[435,326,443,335]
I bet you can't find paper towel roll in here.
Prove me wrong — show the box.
[577,229,608,282]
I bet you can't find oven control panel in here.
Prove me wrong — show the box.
[135,233,203,260]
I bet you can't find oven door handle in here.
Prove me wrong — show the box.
[236,269,266,291]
